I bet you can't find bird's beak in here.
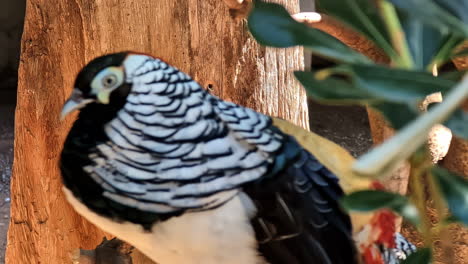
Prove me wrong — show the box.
[60,89,94,120]
[97,90,111,104]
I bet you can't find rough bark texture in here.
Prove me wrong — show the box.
[365,109,410,232]
[445,42,468,177]
[399,45,468,264]
[305,14,389,65]
[6,1,307,263]
[433,44,468,264]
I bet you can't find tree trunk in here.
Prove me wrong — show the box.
[6,0,307,263]
[445,42,468,177]
[435,43,468,264]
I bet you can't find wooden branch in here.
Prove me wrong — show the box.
[222,0,252,19]
[445,40,468,177]
[293,12,390,64]
[223,0,246,9]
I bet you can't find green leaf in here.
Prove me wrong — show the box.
[295,64,456,129]
[453,47,468,58]
[396,1,466,69]
[297,64,457,128]
[316,0,397,59]
[434,0,468,24]
[341,190,405,211]
[336,64,457,103]
[294,71,378,104]
[371,102,419,129]
[400,16,443,70]
[401,248,432,264]
[295,72,420,129]
[432,167,468,225]
[247,1,370,64]
[445,109,468,139]
[442,215,460,225]
[397,3,465,70]
[341,190,420,225]
[440,70,468,82]
[429,35,465,70]
[390,0,468,37]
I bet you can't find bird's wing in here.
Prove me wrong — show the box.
[243,140,358,264]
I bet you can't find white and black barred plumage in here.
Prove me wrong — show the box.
[60,52,411,263]
[72,54,287,215]
[382,233,417,263]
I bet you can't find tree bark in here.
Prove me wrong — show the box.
[444,42,468,177]
[434,43,468,264]
[6,0,307,263]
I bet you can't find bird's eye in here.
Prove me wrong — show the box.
[102,74,118,88]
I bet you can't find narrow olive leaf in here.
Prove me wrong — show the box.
[432,166,468,225]
[294,71,378,104]
[399,14,444,70]
[247,1,370,64]
[434,0,468,24]
[401,0,467,69]
[397,5,464,70]
[401,248,432,264]
[442,215,460,225]
[440,70,468,82]
[444,109,468,139]
[390,0,468,37]
[371,102,419,129]
[339,64,456,103]
[341,190,404,211]
[316,0,396,58]
[341,190,420,225]
[353,74,468,178]
[295,69,421,129]
[453,47,468,58]
[428,34,465,69]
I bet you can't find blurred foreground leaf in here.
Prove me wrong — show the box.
[295,64,456,129]
[294,71,378,104]
[434,0,468,24]
[453,47,468,58]
[341,190,420,225]
[248,1,370,64]
[390,0,468,37]
[371,102,418,129]
[316,0,396,59]
[401,248,432,264]
[334,64,456,103]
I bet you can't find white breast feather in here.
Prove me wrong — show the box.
[64,188,267,264]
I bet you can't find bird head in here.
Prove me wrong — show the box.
[60,51,152,120]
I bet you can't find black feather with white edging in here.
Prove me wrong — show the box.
[245,141,358,264]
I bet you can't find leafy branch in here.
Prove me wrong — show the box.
[248,0,468,263]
